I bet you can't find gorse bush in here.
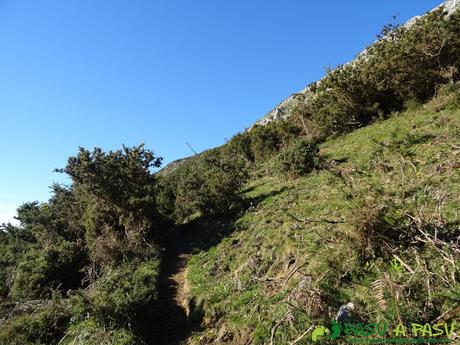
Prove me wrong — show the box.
[223,132,254,165]
[80,260,160,328]
[248,124,282,162]
[57,144,163,266]
[247,121,301,163]
[170,148,249,220]
[0,225,34,298]
[11,241,85,301]
[58,145,162,210]
[0,145,164,344]
[277,138,320,178]
[0,296,70,345]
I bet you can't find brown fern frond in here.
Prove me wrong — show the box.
[372,279,387,310]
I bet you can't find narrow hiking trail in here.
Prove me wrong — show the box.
[169,252,190,316]
[156,229,193,345]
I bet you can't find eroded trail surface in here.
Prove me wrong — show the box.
[155,229,192,345]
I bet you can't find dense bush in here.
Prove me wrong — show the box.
[11,241,85,301]
[248,124,282,162]
[173,149,249,219]
[0,145,165,344]
[80,260,161,327]
[15,186,86,246]
[57,144,163,266]
[156,119,302,220]
[277,138,320,178]
[223,132,254,165]
[247,120,301,163]
[0,226,34,298]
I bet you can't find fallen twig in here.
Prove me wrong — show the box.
[289,325,314,345]
[270,315,289,345]
[432,306,460,323]
[392,254,415,274]
[286,212,346,225]
[282,261,309,289]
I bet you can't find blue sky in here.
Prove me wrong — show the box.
[0,0,442,223]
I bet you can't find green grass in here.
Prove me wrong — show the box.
[186,101,460,344]
[59,319,140,345]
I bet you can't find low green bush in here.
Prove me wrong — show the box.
[0,297,70,345]
[171,149,249,220]
[11,241,85,301]
[278,139,320,178]
[83,260,160,327]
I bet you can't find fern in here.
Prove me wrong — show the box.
[372,279,387,310]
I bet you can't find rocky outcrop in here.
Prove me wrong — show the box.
[156,156,192,176]
[252,86,313,126]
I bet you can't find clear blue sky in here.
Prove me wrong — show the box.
[0,0,442,223]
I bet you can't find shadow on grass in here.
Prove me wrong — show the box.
[183,186,290,253]
[146,187,290,344]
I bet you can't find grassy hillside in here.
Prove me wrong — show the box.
[185,95,460,344]
[1,5,459,345]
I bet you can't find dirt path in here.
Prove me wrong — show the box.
[156,230,192,345]
[168,252,190,314]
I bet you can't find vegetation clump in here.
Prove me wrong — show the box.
[277,138,320,178]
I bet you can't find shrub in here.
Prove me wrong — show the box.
[278,139,320,178]
[0,297,70,345]
[426,81,460,112]
[248,124,282,162]
[248,120,301,160]
[0,226,34,298]
[83,260,160,328]
[156,174,180,222]
[351,197,391,260]
[57,145,163,266]
[174,149,249,219]
[223,132,254,165]
[15,187,86,246]
[11,241,85,301]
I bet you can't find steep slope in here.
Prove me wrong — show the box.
[185,95,460,343]
[253,0,460,128]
